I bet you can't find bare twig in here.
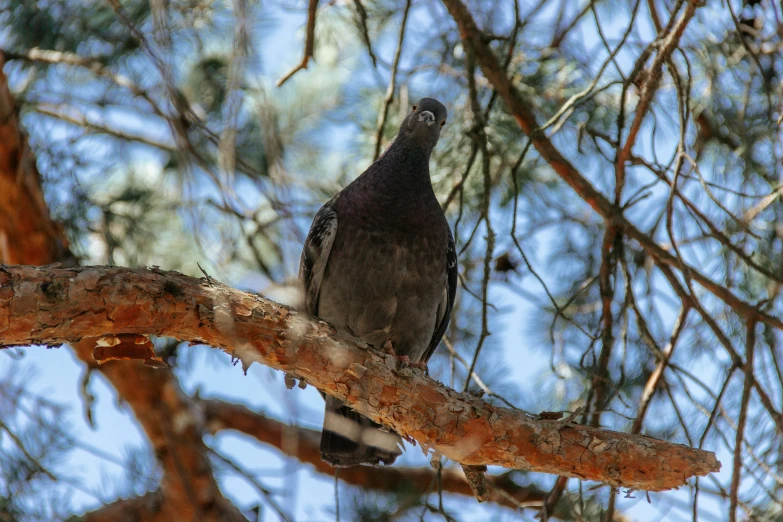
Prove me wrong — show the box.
[373,0,411,160]
[729,321,756,522]
[209,449,292,522]
[352,0,377,67]
[0,417,58,481]
[276,0,320,87]
[462,42,495,394]
[615,0,698,202]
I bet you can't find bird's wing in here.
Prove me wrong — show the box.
[298,203,338,315]
[424,227,458,362]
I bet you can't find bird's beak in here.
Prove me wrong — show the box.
[418,110,435,126]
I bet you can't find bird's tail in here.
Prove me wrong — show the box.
[321,396,402,467]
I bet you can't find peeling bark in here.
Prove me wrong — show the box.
[71,338,247,522]
[0,61,246,521]
[0,265,721,491]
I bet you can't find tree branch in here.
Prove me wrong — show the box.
[0,62,244,521]
[276,0,319,87]
[438,0,783,331]
[615,0,698,194]
[70,337,247,522]
[80,399,544,521]
[80,491,164,522]
[203,399,547,510]
[0,53,74,266]
[0,265,720,491]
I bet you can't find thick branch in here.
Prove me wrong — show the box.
[80,491,164,522]
[0,63,243,521]
[70,338,246,522]
[0,54,73,265]
[0,265,720,491]
[203,399,546,510]
[78,489,246,522]
[438,0,783,331]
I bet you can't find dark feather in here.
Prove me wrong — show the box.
[298,97,454,467]
[298,203,337,314]
[423,228,458,363]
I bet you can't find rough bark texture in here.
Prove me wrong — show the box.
[0,264,721,491]
[203,399,547,509]
[0,60,247,521]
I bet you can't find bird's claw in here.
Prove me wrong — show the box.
[383,340,396,356]
[396,354,412,368]
[383,340,429,373]
[404,359,429,373]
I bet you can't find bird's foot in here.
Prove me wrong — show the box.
[383,341,428,373]
[404,359,429,373]
[383,340,396,356]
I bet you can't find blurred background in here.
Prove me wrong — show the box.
[0,0,781,520]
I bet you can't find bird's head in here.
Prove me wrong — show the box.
[400,97,447,150]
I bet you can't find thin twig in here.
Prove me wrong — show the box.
[588,226,619,428]
[276,0,319,87]
[729,321,756,522]
[352,0,377,67]
[631,304,690,433]
[0,417,58,481]
[373,0,411,160]
[462,42,494,393]
[210,449,292,522]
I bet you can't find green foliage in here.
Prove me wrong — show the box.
[0,0,146,58]
[184,55,229,114]
[2,0,783,520]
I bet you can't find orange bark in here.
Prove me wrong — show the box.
[71,338,246,522]
[0,265,721,491]
[0,60,243,521]
[0,55,72,265]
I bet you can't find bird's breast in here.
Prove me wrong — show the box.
[316,221,448,361]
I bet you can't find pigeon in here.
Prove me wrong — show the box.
[298,97,457,467]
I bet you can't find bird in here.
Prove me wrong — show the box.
[298,97,457,467]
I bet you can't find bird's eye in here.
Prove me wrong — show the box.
[412,104,417,111]
[440,120,446,127]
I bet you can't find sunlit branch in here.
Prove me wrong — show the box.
[0,265,720,491]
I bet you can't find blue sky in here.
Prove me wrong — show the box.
[0,1,747,520]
